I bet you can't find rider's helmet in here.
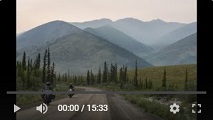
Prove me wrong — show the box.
[46,82,50,86]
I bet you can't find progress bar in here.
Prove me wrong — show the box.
[7,91,207,95]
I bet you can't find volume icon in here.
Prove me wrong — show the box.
[36,103,48,114]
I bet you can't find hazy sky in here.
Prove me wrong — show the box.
[17,0,197,33]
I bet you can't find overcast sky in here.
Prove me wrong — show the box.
[17,0,197,33]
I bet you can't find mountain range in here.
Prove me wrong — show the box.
[72,18,188,46]
[84,26,154,58]
[147,33,197,66]
[17,20,152,74]
[152,22,197,50]
[17,21,83,50]
[17,18,197,74]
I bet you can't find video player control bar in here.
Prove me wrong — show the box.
[7,91,207,95]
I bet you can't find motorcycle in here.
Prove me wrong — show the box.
[69,88,74,98]
[41,89,55,105]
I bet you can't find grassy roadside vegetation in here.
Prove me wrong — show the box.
[17,83,69,106]
[17,50,197,119]
[17,82,84,106]
[125,64,197,120]
[16,50,85,107]
[92,64,197,120]
[128,64,196,90]
[123,94,196,120]
[96,64,196,91]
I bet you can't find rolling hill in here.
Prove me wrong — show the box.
[84,26,154,58]
[147,33,197,66]
[72,18,113,29]
[45,31,153,74]
[72,18,186,45]
[17,20,153,74]
[16,20,83,58]
[152,22,197,50]
[17,20,83,50]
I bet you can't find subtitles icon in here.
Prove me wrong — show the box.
[36,103,48,114]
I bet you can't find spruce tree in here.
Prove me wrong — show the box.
[74,76,77,84]
[47,48,51,82]
[162,68,167,88]
[110,64,113,82]
[110,64,117,83]
[91,70,95,85]
[103,61,108,83]
[42,49,47,83]
[87,70,90,85]
[58,73,61,82]
[115,63,118,83]
[26,59,31,89]
[148,80,153,89]
[68,69,70,81]
[30,59,33,70]
[33,53,40,76]
[184,68,188,90]
[65,73,68,82]
[119,67,123,89]
[139,77,143,89]
[50,62,55,85]
[22,51,26,71]
[97,67,101,84]
[133,60,138,88]
[124,66,127,83]
[36,53,41,69]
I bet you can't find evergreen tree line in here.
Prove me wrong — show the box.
[159,67,195,91]
[17,48,56,90]
[85,60,154,90]
[17,52,40,90]
[17,50,193,91]
[85,60,194,91]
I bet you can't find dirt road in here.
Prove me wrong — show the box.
[17,87,162,120]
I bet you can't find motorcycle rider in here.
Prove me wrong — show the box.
[44,81,52,90]
[68,83,74,97]
[69,83,74,90]
[41,82,54,101]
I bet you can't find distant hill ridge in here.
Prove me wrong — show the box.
[84,26,154,58]
[146,33,197,66]
[17,20,153,74]
[72,18,189,46]
[17,18,197,73]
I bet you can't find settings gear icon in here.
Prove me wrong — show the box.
[170,103,180,114]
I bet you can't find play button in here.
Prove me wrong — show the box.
[14,104,21,113]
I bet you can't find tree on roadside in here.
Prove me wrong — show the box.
[47,48,51,82]
[22,51,26,71]
[119,67,123,89]
[90,70,95,85]
[145,77,148,89]
[42,49,47,83]
[50,62,55,86]
[103,61,108,83]
[184,68,189,90]
[97,67,101,84]
[162,68,167,88]
[87,70,90,85]
[133,60,138,88]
